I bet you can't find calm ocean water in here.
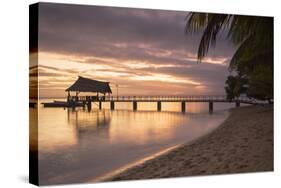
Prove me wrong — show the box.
[30,99,243,185]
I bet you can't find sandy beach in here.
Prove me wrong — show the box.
[107,105,273,181]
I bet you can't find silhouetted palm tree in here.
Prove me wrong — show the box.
[185,13,273,101]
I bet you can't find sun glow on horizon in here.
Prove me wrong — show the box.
[130,73,201,85]
[30,50,229,98]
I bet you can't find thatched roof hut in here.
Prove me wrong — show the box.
[66,76,112,94]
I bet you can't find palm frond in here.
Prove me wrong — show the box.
[185,13,209,33]
[229,31,273,71]
[197,14,230,62]
[186,13,273,64]
[186,13,231,62]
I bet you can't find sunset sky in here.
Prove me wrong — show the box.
[30,3,235,98]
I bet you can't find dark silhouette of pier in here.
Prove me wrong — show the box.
[76,95,263,113]
[42,77,265,113]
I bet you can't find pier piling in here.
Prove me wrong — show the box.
[110,101,115,110]
[87,101,92,112]
[133,101,137,111]
[99,101,102,110]
[209,102,213,113]
[181,101,186,113]
[157,101,161,111]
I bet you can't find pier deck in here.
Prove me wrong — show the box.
[56,95,266,113]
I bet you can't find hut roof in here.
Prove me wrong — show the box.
[66,76,112,93]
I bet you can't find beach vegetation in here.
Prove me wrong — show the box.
[185,13,273,102]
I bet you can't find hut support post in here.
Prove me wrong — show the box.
[87,100,92,111]
[67,91,70,102]
[75,91,79,102]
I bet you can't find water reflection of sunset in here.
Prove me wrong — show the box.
[38,108,78,152]
[36,100,229,184]
[37,102,230,153]
[108,111,189,145]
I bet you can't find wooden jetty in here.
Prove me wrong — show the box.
[92,95,262,113]
[43,95,264,113]
[42,76,265,113]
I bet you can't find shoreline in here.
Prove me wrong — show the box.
[91,144,182,183]
[89,109,229,183]
[104,105,273,182]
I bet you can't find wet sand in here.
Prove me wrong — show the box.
[107,105,273,181]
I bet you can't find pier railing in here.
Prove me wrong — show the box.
[60,95,267,112]
[102,95,259,104]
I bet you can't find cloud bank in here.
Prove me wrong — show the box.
[31,3,235,97]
